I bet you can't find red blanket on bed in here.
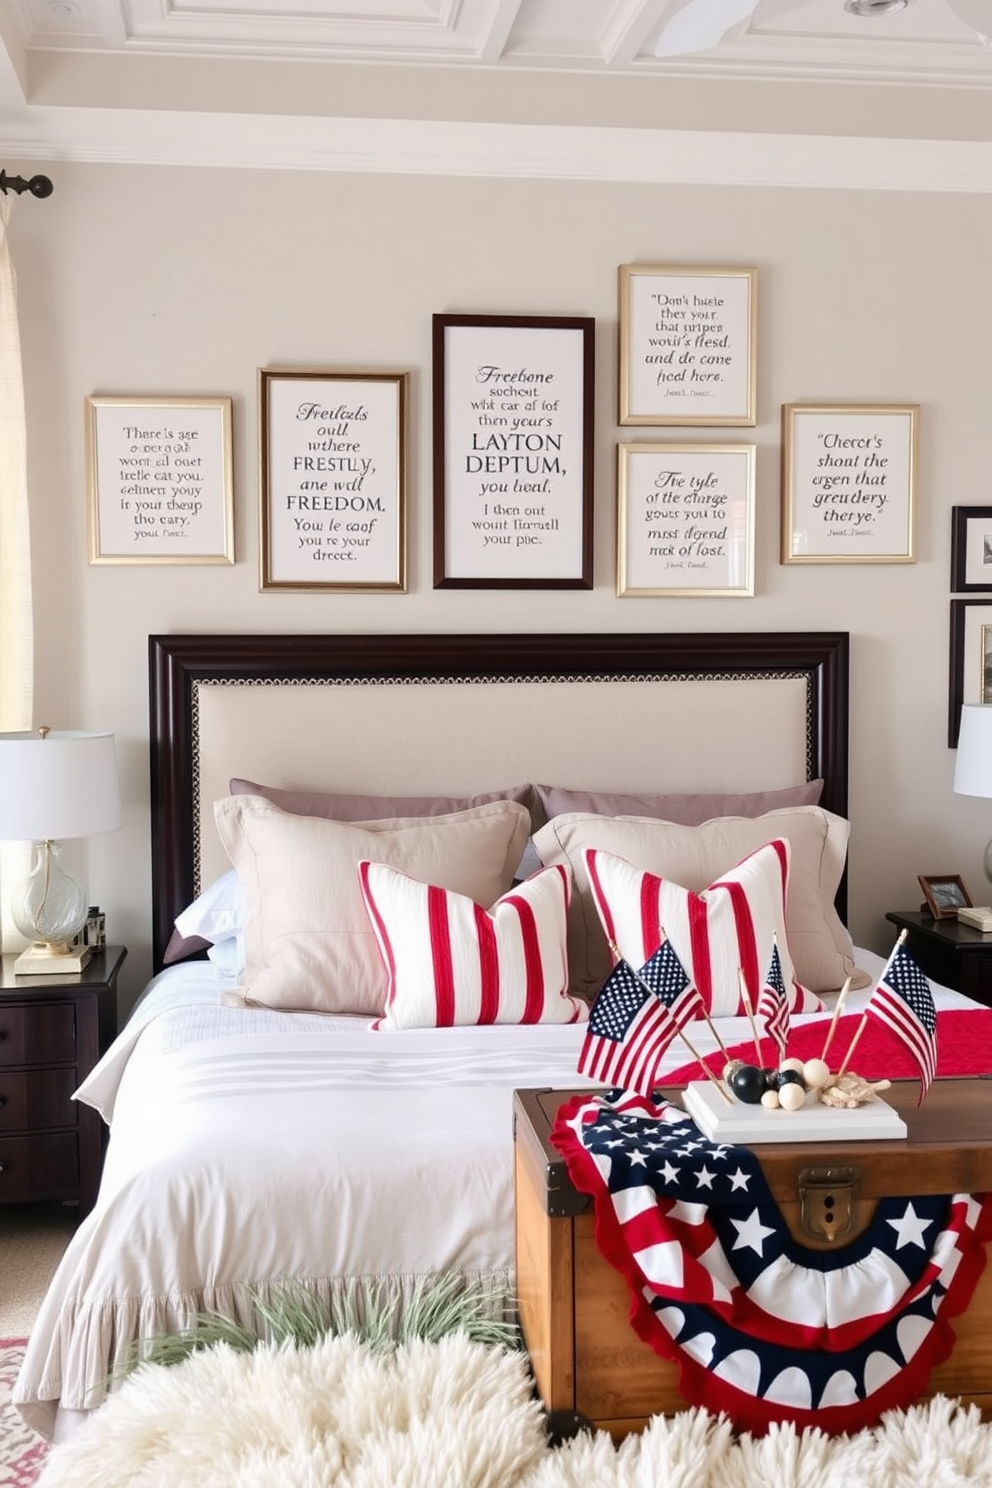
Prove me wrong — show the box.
[664,1007,992,1085]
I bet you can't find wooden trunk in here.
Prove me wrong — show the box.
[513,1079,992,1440]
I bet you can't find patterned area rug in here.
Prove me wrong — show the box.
[0,1339,48,1487]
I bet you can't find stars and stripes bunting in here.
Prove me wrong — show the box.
[550,1088,992,1436]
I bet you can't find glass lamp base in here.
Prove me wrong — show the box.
[11,840,88,948]
[985,837,992,888]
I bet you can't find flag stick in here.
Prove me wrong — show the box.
[836,1013,868,1079]
[738,970,764,1066]
[819,976,852,1063]
[673,1024,734,1103]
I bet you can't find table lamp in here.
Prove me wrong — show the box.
[0,727,121,973]
[953,704,992,888]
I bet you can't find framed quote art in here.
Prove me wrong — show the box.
[86,395,233,565]
[616,442,755,598]
[259,368,408,593]
[432,313,594,589]
[618,264,756,427]
[781,403,918,565]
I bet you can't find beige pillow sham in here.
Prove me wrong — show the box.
[532,806,870,1001]
[214,795,531,1015]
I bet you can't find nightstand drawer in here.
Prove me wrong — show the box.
[0,1067,79,1132]
[0,1132,79,1200]
[0,1002,76,1067]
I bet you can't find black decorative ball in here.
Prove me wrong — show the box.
[775,1068,806,1091]
[729,1064,768,1104]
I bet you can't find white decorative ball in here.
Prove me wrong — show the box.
[761,1089,780,1110]
[802,1058,832,1090]
[778,1081,807,1112]
[779,1057,805,1075]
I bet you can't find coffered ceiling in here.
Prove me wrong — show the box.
[2,1,992,188]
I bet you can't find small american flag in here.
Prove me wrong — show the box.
[866,942,937,1102]
[756,941,790,1060]
[639,938,705,1028]
[578,958,682,1096]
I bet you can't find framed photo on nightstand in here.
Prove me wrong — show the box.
[918,873,973,921]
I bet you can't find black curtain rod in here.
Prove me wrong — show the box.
[0,171,53,199]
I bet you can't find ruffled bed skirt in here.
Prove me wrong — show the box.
[16,1266,515,1441]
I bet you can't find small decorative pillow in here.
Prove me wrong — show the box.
[584,841,824,1018]
[359,861,587,1031]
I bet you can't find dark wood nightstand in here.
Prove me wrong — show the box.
[0,945,126,1215]
[885,911,992,1007]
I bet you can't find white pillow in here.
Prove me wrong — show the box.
[174,868,244,942]
[214,795,532,1016]
[359,861,586,1030]
[206,936,245,979]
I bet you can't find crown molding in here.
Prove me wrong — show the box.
[2,108,992,193]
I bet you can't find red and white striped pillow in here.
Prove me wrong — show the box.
[359,861,588,1031]
[584,840,824,1017]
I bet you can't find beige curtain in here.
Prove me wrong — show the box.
[0,196,34,946]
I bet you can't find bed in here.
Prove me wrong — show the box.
[15,629,978,1443]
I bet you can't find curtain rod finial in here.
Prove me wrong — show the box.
[0,170,54,199]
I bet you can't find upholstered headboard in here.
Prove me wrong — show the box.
[148,632,849,970]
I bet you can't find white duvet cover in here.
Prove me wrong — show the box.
[14,952,973,1440]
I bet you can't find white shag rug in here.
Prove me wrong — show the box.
[35,1333,992,1488]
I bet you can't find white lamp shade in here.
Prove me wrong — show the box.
[953,705,992,800]
[0,730,122,840]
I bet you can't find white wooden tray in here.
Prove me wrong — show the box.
[682,1080,908,1144]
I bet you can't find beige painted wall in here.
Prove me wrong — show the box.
[6,161,988,1012]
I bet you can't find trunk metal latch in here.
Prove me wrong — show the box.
[798,1166,859,1243]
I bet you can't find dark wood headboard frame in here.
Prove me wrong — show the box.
[148,631,850,972]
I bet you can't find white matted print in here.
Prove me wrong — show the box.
[782,403,918,564]
[87,396,233,564]
[617,443,755,598]
[260,369,408,592]
[432,314,594,589]
[618,265,756,427]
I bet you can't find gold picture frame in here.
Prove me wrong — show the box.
[87,394,234,565]
[781,402,918,565]
[259,367,408,593]
[616,441,755,598]
[618,264,757,427]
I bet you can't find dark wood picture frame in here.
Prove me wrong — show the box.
[951,506,992,594]
[431,313,595,590]
[948,598,992,745]
[918,873,973,920]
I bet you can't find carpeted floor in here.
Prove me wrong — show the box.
[29,1333,992,1488]
[0,1204,78,1337]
